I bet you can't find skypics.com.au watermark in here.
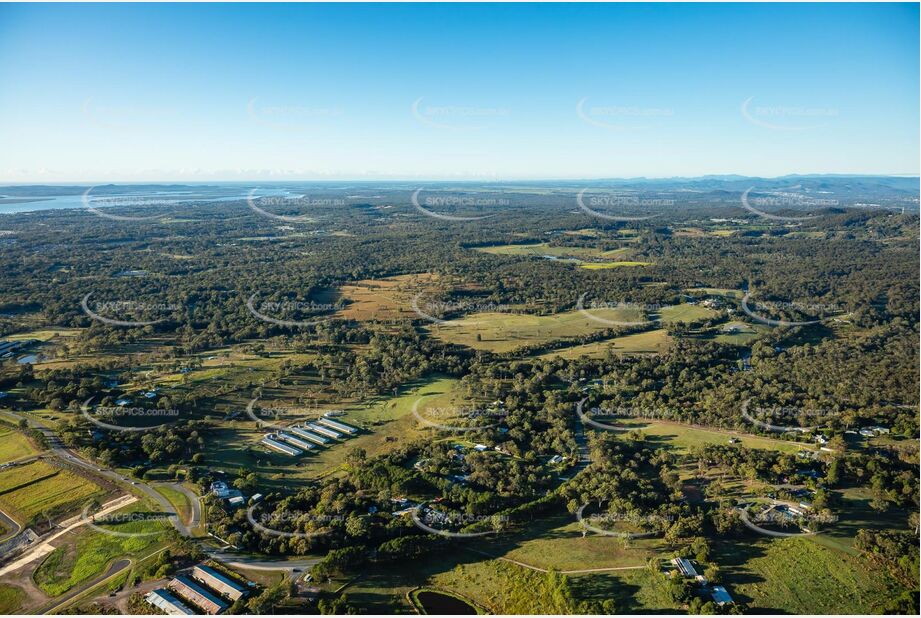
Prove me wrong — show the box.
[740,399,838,434]
[741,291,843,327]
[246,189,345,223]
[411,293,510,325]
[575,294,674,327]
[245,397,334,430]
[576,189,672,221]
[81,186,169,222]
[576,504,671,539]
[247,98,344,131]
[411,189,506,222]
[81,293,180,327]
[410,507,507,538]
[411,399,508,432]
[411,97,510,130]
[82,397,180,433]
[740,97,838,131]
[740,187,837,222]
[576,97,673,131]
[246,294,337,328]
[247,507,345,539]
[82,505,176,538]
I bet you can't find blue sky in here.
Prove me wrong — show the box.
[0,2,918,181]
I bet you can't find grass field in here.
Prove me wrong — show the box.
[429,308,646,354]
[4,328,83,342]
[33,500,170,597]
[0,428,39,464]
[685,287,744,299]
[480,513,658,571]
[0,584,25,614]
[474,242,625,260]
[153,485,193,527]
[655,304,719,323]
[537,329,670,360]
[0,460,106,526]
[717,537,893,614]
[203,376,465,485]
[711,321,770,345]
[579,261,651,270]
[595,418,815,455]
[325,273,442,321]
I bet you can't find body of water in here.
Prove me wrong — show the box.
[0,186,300,215]
[415,590,477,615]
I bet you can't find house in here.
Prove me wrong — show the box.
[710,585,734,605]
[227,496,245,508]
[549,455,565,464]
[473,444,488,452]
[145,589,195,615]
[210,482,231,498]
[115,398,132,406]
[168,576,229,615]
[250,493,263,504]
[192,565,248,601]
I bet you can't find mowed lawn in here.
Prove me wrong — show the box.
[0,428,39,464]
[0,460,106,525]
[429,307,645,353]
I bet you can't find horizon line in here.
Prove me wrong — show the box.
[1,172,919,185]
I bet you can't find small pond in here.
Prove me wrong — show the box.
[416,590,477,615]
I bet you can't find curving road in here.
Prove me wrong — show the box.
[38,558,131,615]
[7,411,320,573]
[736,506,815,538]
[0,506,21,543]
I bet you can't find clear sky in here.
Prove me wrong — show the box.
[0,2,918,182]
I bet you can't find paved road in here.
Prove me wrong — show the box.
[158,482,202,533]
[572,398,591,473]
[0,506,21,543]
[737,507,815,538]
[0,494,137,577]
[8,411,321,573]
[39,558,131,615]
